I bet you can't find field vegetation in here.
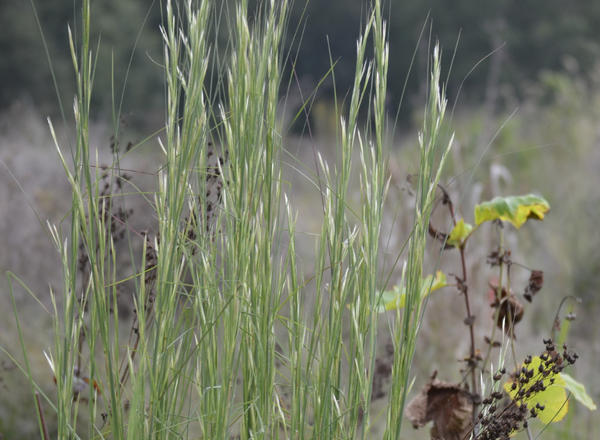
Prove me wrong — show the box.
[0,0,598,439]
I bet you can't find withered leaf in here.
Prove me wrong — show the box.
[463,316,476,326]
[484,336,502,348]
[524,270,544,303]
[405,372,474,440]
[490,284,524,339]
[486,249,502,266]
[553,316,561,332]
[488,281,512,301]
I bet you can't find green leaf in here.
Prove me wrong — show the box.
[474,195,550,229]
[447,219,473,247]
[561,373,597,411]
[378,271,447,312]
[503,356,569,424]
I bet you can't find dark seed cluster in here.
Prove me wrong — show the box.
[371,342,394,401]
[183,142,229,252]
[475,338,577,440]
[109,114,136,154]
[66,129,141,401]
[78,166,133,267]
[77,165,134,315]
[486,247,512,267]
[142,230,158,286]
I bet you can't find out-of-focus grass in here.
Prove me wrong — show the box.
[0,101,164,438]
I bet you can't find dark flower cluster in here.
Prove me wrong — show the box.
[184,141,229,251]
[142,230,158,287]
[474,339,578,440]
[75,165,134,320]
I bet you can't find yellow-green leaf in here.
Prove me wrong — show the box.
[379,284,406,310]
[447,219,473,247]
[378,271,447,312]
[561,373,597,411]
[474,195,550,229]
[503,356,569,424]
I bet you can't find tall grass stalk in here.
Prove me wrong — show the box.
[383,44,453,440]
[10,0,453,438]
[304,3,391,439]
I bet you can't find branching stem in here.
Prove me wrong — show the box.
[440,188,478,399]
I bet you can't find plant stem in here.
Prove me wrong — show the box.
[443,192,478,398]
[459,245,477,394]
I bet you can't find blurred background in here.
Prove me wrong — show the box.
[1,0,599,438]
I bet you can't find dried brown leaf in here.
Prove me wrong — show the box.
[486,249,502,266]
[524,270,544,302]
[405,372,474,440]
[489,283,524,339]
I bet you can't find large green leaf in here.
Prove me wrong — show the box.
[503,356,569,424]
[378,271,447,312]
[561,373,597,411]
[474,195,550,229]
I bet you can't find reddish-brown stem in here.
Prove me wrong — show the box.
[458,244,477,394]
[437,185,479,420]
[35,391,50,440]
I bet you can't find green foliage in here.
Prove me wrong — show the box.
[1,0,163,117]
[6,0,600,121]
[287,0,600,118]
[408,186,595,438]
[447,218,472,247]
[0,1,73,112]
[474,194,551,229]
[383,40,454,440]
[562,373,597,411]
[87,0,164,114]
[441,195,550,252]
[378,271,448,312]
[5,1,597,438]
[7,0,455,438]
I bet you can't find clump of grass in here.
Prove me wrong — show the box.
[7,0,453,438]
[383,41,453,440]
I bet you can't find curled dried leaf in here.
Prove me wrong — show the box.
[489,283,524,339]
[486,249,502,266]
[524,270,544,302]
[405,372,474,440]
